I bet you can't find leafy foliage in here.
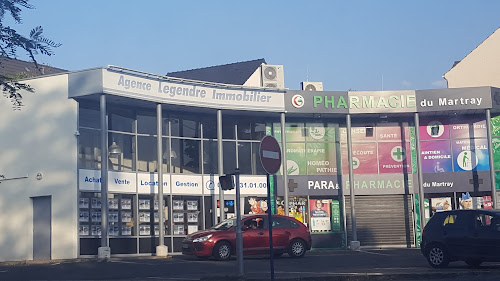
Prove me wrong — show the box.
[0,0,60,110]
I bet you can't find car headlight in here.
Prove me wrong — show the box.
[193,234,212,243]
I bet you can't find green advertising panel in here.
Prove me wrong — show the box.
[491,115,500,137]
[271,122,281,142]
[493,138,500,170]
[331,200,341,232]
[305,123,336,142]
[306,142,337,175]
[285,123,306,142]
[286,143,306,175]
[496,172,500,190]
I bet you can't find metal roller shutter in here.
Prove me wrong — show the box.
[344,195,414,248]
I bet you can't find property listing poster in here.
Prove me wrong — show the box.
[420,140,452,173]
[309,199,331,232]
[452,138,489,171]
[419,119,450,140]
[341,143,378,174]
[378,142,412,174]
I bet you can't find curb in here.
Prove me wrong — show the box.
[200,270,500,281]
[0,255,172,266]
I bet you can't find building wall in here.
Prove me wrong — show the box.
[0,74,78,262]
[444,28,500,88]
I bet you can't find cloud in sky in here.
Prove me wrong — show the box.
[431,80,447,88]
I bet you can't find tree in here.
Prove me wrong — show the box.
[0,0,60,110]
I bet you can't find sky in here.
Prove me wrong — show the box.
[6,0,500,91]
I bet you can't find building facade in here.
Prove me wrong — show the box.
[1,65,500,262]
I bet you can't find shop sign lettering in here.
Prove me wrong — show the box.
[423,182,454,188]
[313,94,416,110]
[420,97,483,108]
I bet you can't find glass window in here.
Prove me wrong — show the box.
[253,122,267,141]
[223,141,236,174]
[108,132,135,171]
[285,122,306,142]
[183,139,201,174]
[182,118,200,138]
[109,107,135,133]
[137,136,157,172]
[238,142,252,174]
[171,139,201,174]
[272,217,291,229]
[78,128,101,169]
[203,140,218,174]
[79,104,100,129]
[202,115,217,139]
[253,142,267,175]
[171,117,200,138]
[161,137,170,173]
[137,111,156,135]
[222,118,236,139]
[237,120,252,140]
[237,120,268,141]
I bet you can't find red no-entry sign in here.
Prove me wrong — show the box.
[259,135,282,174]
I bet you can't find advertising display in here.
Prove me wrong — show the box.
[306,123,336,142]
[452,139,489,171]
[339,126,376,142]
[430,197,452,213]
[378,142,412,174]
[286,143,305,175]
[309,199,331,232]
[376,123,410,141]
[450,119,487,139]
[419,118,450,140]
[341,143,378,174]
[244,196,268,214]
[420,140,452,173]
[306,142,337,175]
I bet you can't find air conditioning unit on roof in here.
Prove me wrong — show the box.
[261,65,284,89]
[301,81,323,91]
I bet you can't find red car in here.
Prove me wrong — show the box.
[182,214,312,260]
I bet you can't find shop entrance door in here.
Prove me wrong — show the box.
[33,196,51,260]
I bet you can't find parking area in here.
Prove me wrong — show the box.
[1,249,500,280]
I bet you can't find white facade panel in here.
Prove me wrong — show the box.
[0,74,78,262]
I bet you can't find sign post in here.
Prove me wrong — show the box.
[259,135,282,281]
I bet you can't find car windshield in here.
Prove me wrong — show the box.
[212,217,238,230]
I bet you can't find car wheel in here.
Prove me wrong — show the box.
[426,244,449,268]
[288,239,306,258]
[213,241,232,261]
[465,258,483,268]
